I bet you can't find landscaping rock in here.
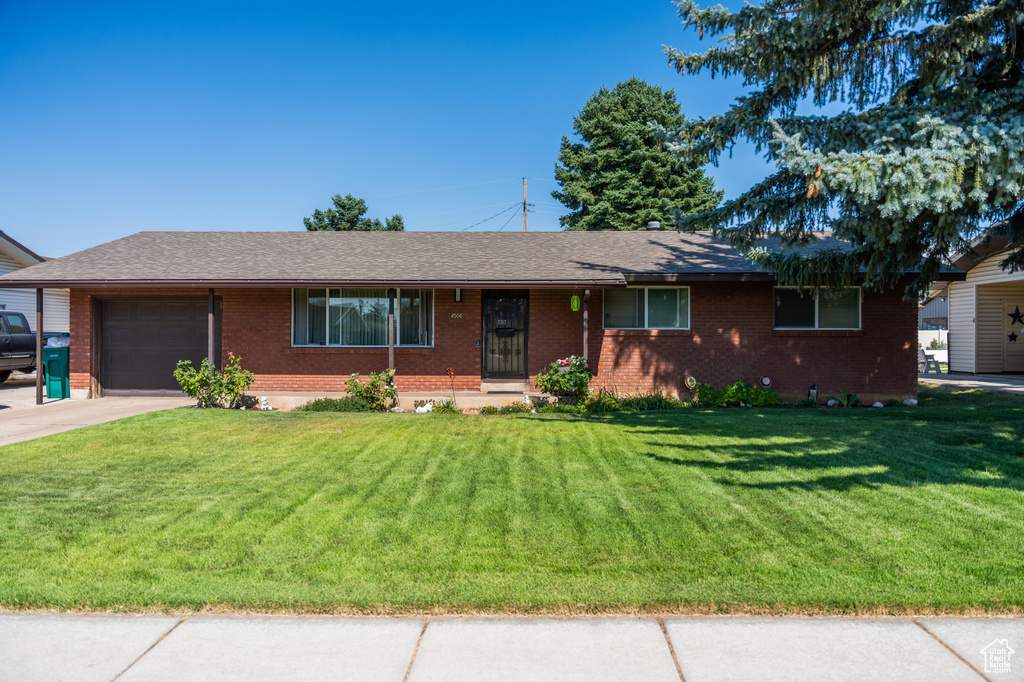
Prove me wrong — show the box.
[826,398,839,407]
[903,399,918,407]
[872,401,884,408]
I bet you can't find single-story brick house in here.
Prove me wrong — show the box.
[0,230,962,401]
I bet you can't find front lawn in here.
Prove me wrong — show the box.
[1,384,1022,614]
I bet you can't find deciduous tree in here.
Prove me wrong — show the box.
[304,194,404,231]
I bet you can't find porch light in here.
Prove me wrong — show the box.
[454,288,462,302]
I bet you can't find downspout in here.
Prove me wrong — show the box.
[582,289,590,362]
[35,288,43,405]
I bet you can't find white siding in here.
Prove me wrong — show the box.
[946,255,1024,373]
[0,252,70,334]
[947,280,976,373]
[976,281,1024,372]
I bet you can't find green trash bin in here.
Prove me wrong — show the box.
[43,347,70,400]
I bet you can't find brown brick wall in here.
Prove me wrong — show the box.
[69,283,918,399]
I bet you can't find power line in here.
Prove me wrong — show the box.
[460,203,521,231]
[367,178,518,199]
[497,206,523,231]
[405,202,518,219]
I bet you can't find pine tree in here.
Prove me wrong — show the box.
[659,1,1024,294]
[552,78,722,231]
[303,194,404,231]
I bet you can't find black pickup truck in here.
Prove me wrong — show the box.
[0,311,38,383]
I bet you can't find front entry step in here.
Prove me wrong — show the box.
[481,380,531,394]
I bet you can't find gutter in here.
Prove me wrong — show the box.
[0,278,631,289]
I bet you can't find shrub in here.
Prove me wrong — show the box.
[295,396,373,412]
[830,390,862,408]
[434,399,461,414]
[583,389,621,413]
[499,401,533,414]
[618,391,685,411]
[535,356,592,399]
[173,353,255,409]
[535,403,583,414]
[793,398,818,408]
[479,405,500,415]
[691,380,782,408]
[928,338,948,350]
[345,369,397,411]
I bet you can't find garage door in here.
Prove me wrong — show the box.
[101,298,220,395]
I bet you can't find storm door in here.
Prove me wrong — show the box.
[482,290,528,379]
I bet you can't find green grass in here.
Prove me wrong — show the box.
[1,383,1022,614]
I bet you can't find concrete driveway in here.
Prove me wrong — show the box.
[0,374,191,447]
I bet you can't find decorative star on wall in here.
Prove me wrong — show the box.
[1010,306,1024,326]
[1010,331,1019,343]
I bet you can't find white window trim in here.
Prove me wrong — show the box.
[603,286,691,330]
[773,286,862,330]
[291,288,435,348]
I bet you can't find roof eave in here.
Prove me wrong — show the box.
[0,278,630,289]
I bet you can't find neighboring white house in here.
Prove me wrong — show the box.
[934,236,1024,374]
[0,230,69,334]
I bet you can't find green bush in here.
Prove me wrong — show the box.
[793,398,818,408]
[434,399,461,414]
[583,389,621,413]
[691,380,782,408]
[345,369,397,412]
[618,391,685,411]
[535,403,583,414]
[499,401,533,414]
[295,396,373,412]
[173,353,255,409]
[479,405,500,415]
[535,356,592,399]
[830,390,862,407]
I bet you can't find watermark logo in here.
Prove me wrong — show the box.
[980,639,1014,675]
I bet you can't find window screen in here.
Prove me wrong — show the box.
[774,289,816,328]
[818,289,860,328]
[294,288,432,346]
[647,288,689,328]
[774,288,861,329]
[604,289,643,328]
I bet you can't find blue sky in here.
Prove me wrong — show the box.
[0,1,765,256]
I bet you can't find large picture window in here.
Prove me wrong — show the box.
[292,288,433,347]
[774,287,861,329]
[603,287,690,329]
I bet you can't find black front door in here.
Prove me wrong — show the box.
[482,290,528,379]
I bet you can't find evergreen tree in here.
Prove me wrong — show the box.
[659,1,1024,294]
[303,194,405,231]
[552,78,722,231]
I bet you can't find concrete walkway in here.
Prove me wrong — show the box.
[920,372,1024,395]
[0,613,1018,681]
[0,397,191,447]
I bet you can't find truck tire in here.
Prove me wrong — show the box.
[0,371,11,384]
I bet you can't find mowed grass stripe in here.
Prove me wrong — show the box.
[0,384,1022,612]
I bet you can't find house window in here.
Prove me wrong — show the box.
[292,288,433,347]
[603,287,690,329]
[774,287,861,330]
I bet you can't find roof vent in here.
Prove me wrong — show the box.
[647,220,661,231]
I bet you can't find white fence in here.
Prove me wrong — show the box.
[919,330,949,363]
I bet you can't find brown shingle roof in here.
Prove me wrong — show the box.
[0,229,866,288]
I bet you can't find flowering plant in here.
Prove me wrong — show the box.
[536,356,592,398]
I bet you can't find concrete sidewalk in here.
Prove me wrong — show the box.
[0,613,1018,681]
[0,397,191,447]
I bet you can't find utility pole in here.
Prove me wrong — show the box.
[523,177,528,232]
